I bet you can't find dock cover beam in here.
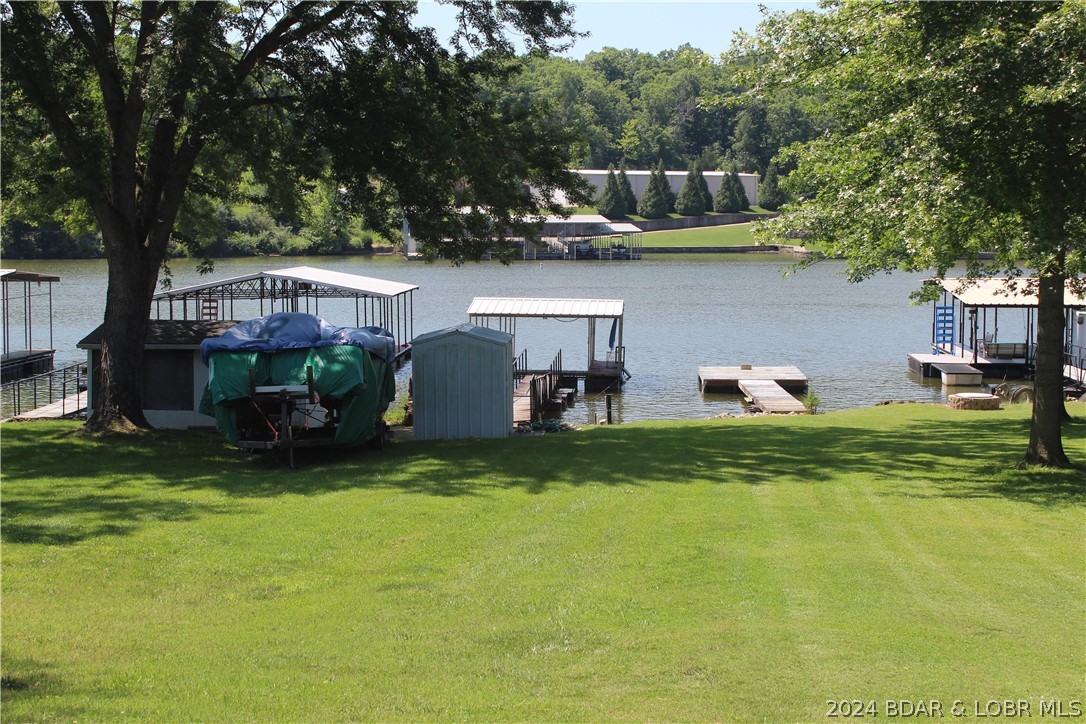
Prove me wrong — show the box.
[467,297,625,381]
[152,266,418,346]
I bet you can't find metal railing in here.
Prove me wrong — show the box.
[515,349,564,423]
[513,348,528,388]
[1,362,87,420]
[1066,344,1086,384]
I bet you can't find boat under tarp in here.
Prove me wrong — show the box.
[198,312,396,449]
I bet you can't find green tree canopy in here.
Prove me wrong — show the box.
[746,0,1086,467]
[694,161,713,212]
[1,0,589,430]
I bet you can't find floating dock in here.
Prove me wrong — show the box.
[930,362,983,386]
[698,365,810,414]
[908,352,1025,381]
[697,365,809,394]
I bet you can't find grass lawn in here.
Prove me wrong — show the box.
[2,405,1084,721]
[566,207,773,222]
[641,222,763,247]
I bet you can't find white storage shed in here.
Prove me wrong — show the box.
[411,323,514,440]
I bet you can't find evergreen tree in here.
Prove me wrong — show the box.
[596,165,625,217]
[617,163,638,215]
[758,163,787,211]
[694,161,713,212]
[674,166,706,215]
[637,162,670,218]
[660,160,678,212]
[713,170,743,213]
[730,171,751,211]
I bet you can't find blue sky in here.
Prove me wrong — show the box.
[415,1,819,59]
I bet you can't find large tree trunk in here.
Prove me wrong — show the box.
[1024,265,1070,467]
[84,227,167,432]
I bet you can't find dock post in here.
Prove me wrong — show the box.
[606,394,613,424]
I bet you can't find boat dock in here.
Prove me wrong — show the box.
[6,390,85,421]
[930,362,983,386]
[908,352,1017,382]
[737,379,808,413]
[698,365,809,393]
[513,373,576,427]
[698,365,810,414]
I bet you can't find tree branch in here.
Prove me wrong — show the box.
[234,2,354,82]
[4,4,110,213]
[135,2,221,243]
[58,3,127,135]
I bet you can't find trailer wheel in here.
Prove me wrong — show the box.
[1010,386,1034,403]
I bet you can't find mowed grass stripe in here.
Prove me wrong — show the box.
[1,405,1083,721]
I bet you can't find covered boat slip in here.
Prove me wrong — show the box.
[152,266,418,361]
[402,214,643,260]
[913,277,1086,381]
[1,269,60,382]
[77,266,416,432]
[527,215,643,260]
[467,297,628,392]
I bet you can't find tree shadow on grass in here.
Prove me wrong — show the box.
[321,411,1085,505]
[1,492,220,545]
[3,413,1082,547]
[1,657,63,700]
[2,423,248,545]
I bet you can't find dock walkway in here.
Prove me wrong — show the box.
[737,380,807,413]
[513,374,576,427]
[513,375,537,426]
[8,391,85,421]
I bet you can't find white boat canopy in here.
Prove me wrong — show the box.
[468,297,624,320]
[467,297,626,380]
[937,277,1086,308]
[152,265,419,343]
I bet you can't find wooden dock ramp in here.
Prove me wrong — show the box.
[737,379,807,413]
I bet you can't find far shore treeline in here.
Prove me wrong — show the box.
[2,44,823,260]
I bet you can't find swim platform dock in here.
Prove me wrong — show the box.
[698,365,809,414]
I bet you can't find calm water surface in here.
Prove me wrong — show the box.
[11,254,952,424]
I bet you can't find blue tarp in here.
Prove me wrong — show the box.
[199,312,396,366]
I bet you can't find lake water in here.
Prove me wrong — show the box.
[8,253,952,424]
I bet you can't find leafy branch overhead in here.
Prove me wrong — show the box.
[742,0,1085,468]
[0,0,590,430]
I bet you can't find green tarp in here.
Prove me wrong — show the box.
[199,345,395,447]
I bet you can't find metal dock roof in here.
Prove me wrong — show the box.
[937,277,1086,307]
[467,297,624,319]
[152,265,418,300]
